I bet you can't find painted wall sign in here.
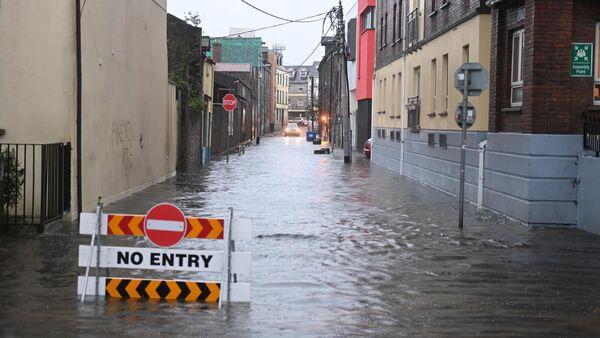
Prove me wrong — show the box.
[571,43,593,77]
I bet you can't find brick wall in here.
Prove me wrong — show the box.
[424,0,489,39]
[489,0,600,134]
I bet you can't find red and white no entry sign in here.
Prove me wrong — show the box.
[222,93,237,112]
[143,203,187,248]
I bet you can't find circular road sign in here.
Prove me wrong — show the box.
[222,93,237,112]
[455,103,477,129]
[143,203,187,248]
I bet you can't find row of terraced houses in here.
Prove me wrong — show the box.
[354,0,600,234]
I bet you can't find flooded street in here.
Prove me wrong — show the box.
[1,134,600,337]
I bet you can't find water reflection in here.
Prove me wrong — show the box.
[1,135,600,336]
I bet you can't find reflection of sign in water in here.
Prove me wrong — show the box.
[571,43,593,77]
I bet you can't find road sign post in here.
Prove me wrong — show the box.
[454,63,489,229]
[143,203,187,248]
[78,204,253,306]
[223,93,237,163]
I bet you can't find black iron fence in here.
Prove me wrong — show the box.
[0,143,70,225]
[584,112,600,156]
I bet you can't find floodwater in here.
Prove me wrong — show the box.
[1,133,600,337]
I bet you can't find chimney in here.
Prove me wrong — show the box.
[213,42,222,63]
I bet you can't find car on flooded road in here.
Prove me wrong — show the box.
[363,138,372,159]
[284,122,301,137]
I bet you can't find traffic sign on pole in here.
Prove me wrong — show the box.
[454,62,489,229]
[143,203,187,248]
[222,93,237,112]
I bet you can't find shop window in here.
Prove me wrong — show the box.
[511,29,525,107]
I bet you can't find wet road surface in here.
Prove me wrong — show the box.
[1,133,600,336]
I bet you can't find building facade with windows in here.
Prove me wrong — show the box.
[485,0,600,230]
[276,66,290,129]
[372,0,491,204]
[355,0,376,151]
[286,63,319,120]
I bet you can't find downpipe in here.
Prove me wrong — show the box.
[477,140,487,210]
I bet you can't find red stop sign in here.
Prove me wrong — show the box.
[222,93,237,112]
[143,203,187,248]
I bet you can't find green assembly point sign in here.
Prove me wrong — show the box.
[571,43,593,77]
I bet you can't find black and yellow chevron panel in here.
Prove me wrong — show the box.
[105,278,221,303]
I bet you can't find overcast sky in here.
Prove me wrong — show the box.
[167,0,358,66]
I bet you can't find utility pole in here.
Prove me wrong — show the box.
[310,76,315,131]
[335,1,352,163]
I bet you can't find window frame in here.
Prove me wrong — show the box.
[511,29,525,107]
[362,7,375,31]
[595,23,600,105]
[443,54,449,112]
[392,4,397,43]
[431,58,437,113]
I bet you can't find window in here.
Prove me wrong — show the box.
[384,13,388,45]
[431,59,437,113]
[393,4,397,43]
[462,44,470,63]
[439,134,447,149]
[511,29,525,106]
[595,23,600,104]
[362,7,374,31]
[380,17,384,47]
[398,1,403,41]
[431,0,437,14]
[414,66,421,97]
[396,131,402,142]
[442,54,449,111]
[428,133,435,148]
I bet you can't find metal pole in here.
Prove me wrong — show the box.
[81,200,102,303]
[311,77,315,131]
[226,108,230,163]
[219,207,234,310]
[95,198,103,297]
[458,68,469,229]
[226,207,234,305]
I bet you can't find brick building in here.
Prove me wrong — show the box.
[485,0,600,230]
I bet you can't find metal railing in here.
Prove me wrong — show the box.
[406,8,420,48]
[584,112,600,156]
[0,143,70,225]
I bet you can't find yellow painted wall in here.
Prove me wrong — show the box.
[373,14,491,132]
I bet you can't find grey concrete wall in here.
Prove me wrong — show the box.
[372,130,584,227]
[483,133,582,226]
[403,130,486,203]
[372,129,486,203]
[81,0,171,211]
[576,156,600,235]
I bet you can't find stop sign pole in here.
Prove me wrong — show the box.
[222,93,237,163]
